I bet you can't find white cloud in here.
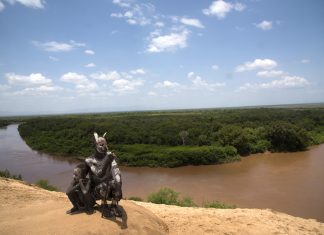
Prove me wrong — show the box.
[24,85,62,92]
[112,0,131,8]
[111,1,154,26]
[203,0,246,19]
[60,72,99,93]
[60,72,88,84]
[257,70,285,78]
[147,30,189,53]
[187,72,225,91]
[0,84,10,91]
[239,76,309,91]
[235,59,278,72]
[49,56,58,61]
[148,91,157,96]
[84,49,95,55]
[155,80,180,89]
[76,82,98,93]
[112,79,144,93]
[265,76,309,88]
[90,71,121,81]
[180,17,205,28]
[84,63,96,68]
[32,40,85,52]
[155,21,164,27]
[111,12,124,18]
[6,73,52,86]
[130,68,146,75]
[301,59,310,64]
[255,20,273,31]
[3,0,45,9]
[0,1,5,11]
[212,64,219,70]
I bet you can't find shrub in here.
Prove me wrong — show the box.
[35,179,57,191]
[178,197,197,207]
[266,121,310,152]
[148,187,179,205]
[0,169,22,180]
[128,196,143,201]
[147,187,196,207]
[203,200,236,209]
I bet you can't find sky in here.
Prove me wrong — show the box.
[0,0,324,116]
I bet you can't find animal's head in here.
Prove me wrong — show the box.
[93,132,108,154]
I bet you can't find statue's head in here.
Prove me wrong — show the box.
[73,163,88,180]
[93,132,108,154]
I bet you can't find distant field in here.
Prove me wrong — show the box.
[6,106,324,167]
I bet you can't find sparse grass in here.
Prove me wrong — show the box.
[128,196,143,201]
[0,169,22,180]
[147,187,196,207]
[35,179,57,191]
[203,200,236,209]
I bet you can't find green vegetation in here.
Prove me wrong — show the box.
[0,120,11,128]
[35,179,58,191]
[15,107,324,167]
[146,187,234,208]
[203,200,236,209]
[0,169,22,180]
[128,196,143,201]
[147,187,196,207]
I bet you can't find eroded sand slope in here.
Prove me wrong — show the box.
[0,177,323,235]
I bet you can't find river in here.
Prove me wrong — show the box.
[0,124,323,222]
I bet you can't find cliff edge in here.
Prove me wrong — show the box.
[0,177,323,235]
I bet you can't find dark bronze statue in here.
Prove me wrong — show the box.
[66,132,123,217]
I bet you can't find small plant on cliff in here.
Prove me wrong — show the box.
[35,179,57,191]
[0,169,22,180]
[148,187,196,207]
[203,200,236,209]
[128,196,143,201]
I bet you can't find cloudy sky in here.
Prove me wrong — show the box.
[0,0,323,115]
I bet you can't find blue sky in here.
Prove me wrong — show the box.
[0,0,323,115]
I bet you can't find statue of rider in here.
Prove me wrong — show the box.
[85,132,123,217]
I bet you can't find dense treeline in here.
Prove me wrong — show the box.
[17,107,324,167]
[0,120,11,128]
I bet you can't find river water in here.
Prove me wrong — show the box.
[0,124,323,222]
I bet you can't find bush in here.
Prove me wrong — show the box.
[148,187,179,205]
[178,197,197,207]
[266,121,310,152]
[117,144,239,167]
[203,200,236,209]
[0,169,22,180]
[35,179,57,191]
[128,196,143,201]
[147,187,196,207]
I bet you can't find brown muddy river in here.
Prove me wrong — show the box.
[1,124,323,222]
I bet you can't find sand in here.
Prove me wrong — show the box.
[0,177,323,235]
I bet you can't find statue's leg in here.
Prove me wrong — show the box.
[66,191,83,214]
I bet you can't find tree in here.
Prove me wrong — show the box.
[179,130,189,145]
[216,125,250,155]
[266,121,310,152]
[198,134,210,146]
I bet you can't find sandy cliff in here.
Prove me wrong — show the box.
[0,177,323,235]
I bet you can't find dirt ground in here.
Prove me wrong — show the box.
[0,177,323,235]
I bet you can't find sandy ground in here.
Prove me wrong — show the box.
[0,177,323,235]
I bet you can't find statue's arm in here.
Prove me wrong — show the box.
[111,159,121,184]
[79,179,91,194]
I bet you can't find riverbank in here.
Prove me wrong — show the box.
[16,107,324,167]
[1,177,323,235]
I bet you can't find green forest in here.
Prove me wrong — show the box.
[15,107,324,167]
